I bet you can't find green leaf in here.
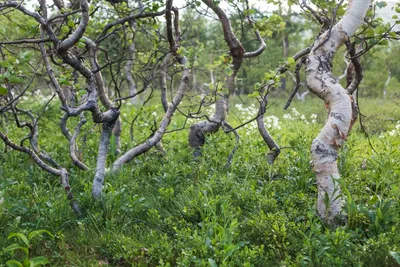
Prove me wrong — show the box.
[77,42,85,49]
[67,19,74,28]
[247,91,259,98]
[59,77,70,86]
[0,86,7,95]
[287,57,295,65]
[379,40,389,46]
[6,260,24,267]
[3,243,28,255]
[375,25,387,35]
[8,233,29,246]
[389,251,400,264]
[8,75,23,84]
[30,256,49,266]
[224,66,234,76]
[376,1,387,9]
[19,51,33,62]
[28,230,53,241]
[208,258,218,267]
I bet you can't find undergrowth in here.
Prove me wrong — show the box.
[0,97,399,266]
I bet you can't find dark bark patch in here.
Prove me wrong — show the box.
[330,112,345,122]
[311,139,338,159]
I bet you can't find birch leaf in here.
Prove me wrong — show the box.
[0,86,7,95]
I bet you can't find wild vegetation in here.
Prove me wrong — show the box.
[1,97,400,266]
[0,0,400,266]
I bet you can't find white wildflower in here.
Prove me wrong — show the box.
[283,114,292,120]
[291,107,300,116]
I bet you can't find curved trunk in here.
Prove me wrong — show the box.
[188,0,244,150]
[306,0,370,222]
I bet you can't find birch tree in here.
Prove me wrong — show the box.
[304,0,370,222]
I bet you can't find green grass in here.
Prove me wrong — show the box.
[0,96,399,266]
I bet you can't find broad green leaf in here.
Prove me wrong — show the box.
[389,251,400,264]
[3,243,28,255]
[224,66,234,76]
[8,75,23,84]
[376,1,387,9]
[67,19,74,28]
[287,57,295,65]
[30,256,49,266]
[19,51,33,62]
[208,258,218,267]
[0,86,7,95]
[379,40,389,46]
[77,42,85,49]
[8,233,29,246]
[28,229,53,241]
[6,260,24,267]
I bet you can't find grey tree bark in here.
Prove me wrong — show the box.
[305,0,370,223]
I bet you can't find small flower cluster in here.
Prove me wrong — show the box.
[379,122,400,138]
[282,108,317,124]
[265,115,281,130]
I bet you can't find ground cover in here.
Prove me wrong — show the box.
[0,97,399,266]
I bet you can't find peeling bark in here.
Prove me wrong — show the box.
[305,0,370,223]
[92,119,117,198]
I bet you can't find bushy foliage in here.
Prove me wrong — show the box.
[1,97,399,266]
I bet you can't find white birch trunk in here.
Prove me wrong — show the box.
[306,0,370,223]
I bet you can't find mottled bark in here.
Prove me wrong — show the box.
[92,119,117,198]
[306,0,370,222]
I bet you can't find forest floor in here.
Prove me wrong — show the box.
[0,96,399,266]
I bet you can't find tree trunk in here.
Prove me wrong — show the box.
[305,0,370,223]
